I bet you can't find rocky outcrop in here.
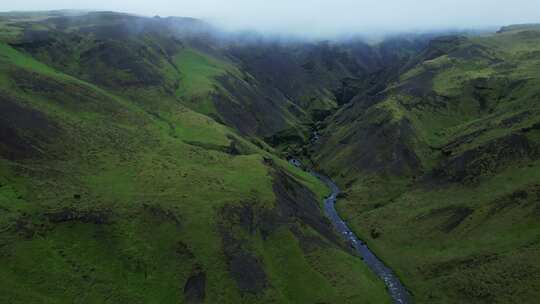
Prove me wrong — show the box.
[0,93,61,160]
[434,134,536,183]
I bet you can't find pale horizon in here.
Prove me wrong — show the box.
[1,1,540,38]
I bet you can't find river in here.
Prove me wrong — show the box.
[311,170,411,304]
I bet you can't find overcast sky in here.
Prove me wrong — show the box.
[2,0,540,37]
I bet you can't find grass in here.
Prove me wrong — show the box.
[337,160,540,303]
[0,17,390,304]
[174,48,241,116]
[318,25,540,303]
[261,227,390,303]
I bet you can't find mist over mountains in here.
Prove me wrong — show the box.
[2,0,540,38]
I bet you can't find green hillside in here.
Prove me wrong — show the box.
[0,12,390,304]
[315,26,540,303]
[3,9,540,304]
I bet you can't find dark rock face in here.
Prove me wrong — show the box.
[9,68,121,113]
[216,167,348,295]
[17,25,181,89]
[79,40,168,87]
[218,203,268,294]
[46,208,109,225]
[271,170,343,248]
[0,93,61,160]
[329,115,423,176]
[184,272,206,304]
[213,74,291,137]
[435,134,535,183]
[229,252,267,294]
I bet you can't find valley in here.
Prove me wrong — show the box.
[0,10,540,304]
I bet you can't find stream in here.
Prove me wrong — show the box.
[312,172,410,304]
[289,156,409,303]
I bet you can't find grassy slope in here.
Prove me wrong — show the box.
[6,12,308,139]
[173,47,241,116]
[0,16,390,304]
[317,27,540,303]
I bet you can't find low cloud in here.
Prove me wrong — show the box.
[2,0,540,38]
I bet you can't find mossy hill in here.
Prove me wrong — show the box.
[0,11,391,304]
[314,26,540,303]
[2,10,540,304]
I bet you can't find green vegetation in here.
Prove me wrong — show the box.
[316,25,540,303]
[0,12,390,304]
[175,48,239,96]
[3,9,540,304]
[173,48,240,116]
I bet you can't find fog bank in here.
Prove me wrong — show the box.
[2,0,540,38]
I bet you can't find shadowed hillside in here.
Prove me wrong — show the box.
[314,25,540,303]
[0,11,392,304]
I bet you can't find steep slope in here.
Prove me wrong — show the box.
[315,26,540,303]
[5,12,388,143]
[0,12,391,304]
[11,10,430,154]
[6,12,301,138]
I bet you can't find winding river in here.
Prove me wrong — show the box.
[311,171,411,304]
